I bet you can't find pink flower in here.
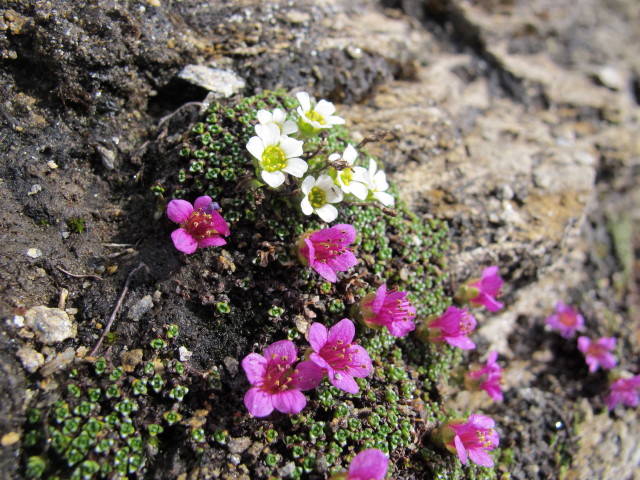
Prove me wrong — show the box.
[436,415,499,467]
[545,302,585,339]
[466,350,503,401]
[420,306,477,350]
[242,340,323,417]
[359,284,416,337]
[167,196,230,254]
[577,336,617,372]
[465,266,504,312]
[297,224,358,283]
[605,375,640,410]
[308,319,373,394]
[343,449,389,480]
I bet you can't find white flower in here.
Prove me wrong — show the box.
[246,123,307,188]
[296,92,345,131]
[353,158,395,207]
[255,108,298,137]
[300,174,344,223]
[328,145,368,200]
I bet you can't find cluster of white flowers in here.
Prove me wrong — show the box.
[246,92,394,223]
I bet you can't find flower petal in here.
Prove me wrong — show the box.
[308,322,329,352]
[296,92,311,112]
[292,360,324,390]
[454,435,468,465]
[330,371,359,394]
[198,236,226,247]
[256,109,271,125]
[271,390,307,414]
[279,136,304,158]
[282,157,308,177]
[244,387,274,417]
[264,340,297,362]
[316,204,338,223]
[301,175,316,195]
[349,181,369,200]
[349,449,389,480]
[328,318,355,344]
[246,136,265,160]
[167,199,193,223]
[446,335,476,350]
[301,196,314,216]
[261,169,285,188]
[387,319,415,337]
[372,284,387,313]
[374,191,395,207]
[241,353,267,385]
[171,228,198,254]
[313,261,338,282]
[309,352,330,371]
[193,196,213,211]
[468,448,494,468]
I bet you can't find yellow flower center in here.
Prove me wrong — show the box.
[339,168,353,186]
[261,145,287,172]
[308,187,326,208]
[305,109,325,125]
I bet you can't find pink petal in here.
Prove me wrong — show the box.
[244,388,274,417]
[327,251,358,272]
[302,238,315,265]
[198,236,226,248]
[313,262,338,282]
[309,352,331,371]
[454,435,468,465]
[171,229,198,254]
[241,353,267,385]
[473,293,503,312]
[328,318,355,344]
[372,284,387,313]
[193,195,213,211]
[349,449,389,480]
[211,211,231,236]
[271,390,307,414]
[264,340,297,362]
[308,323,329,352]
[292,361,324,390]
[486,350,499,365]
[468,448,494,467]
[480,266,503,295]
[167,199,193,223]
[330,371,359,394]
[386,319,415,337]
[577,336,590,354]
[469,415,495,429]
[446,335,476,350]
[347,345,373,377]
[599,337,617,350]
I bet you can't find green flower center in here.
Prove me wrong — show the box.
[305,109,325,125]
[308,187,326,208]
[339,168,353,186]
[261,145,287,172]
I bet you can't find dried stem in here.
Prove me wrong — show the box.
[56,265,104,281]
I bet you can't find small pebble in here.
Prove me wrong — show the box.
[16,346,45,373]
[127,296,153,321]
[26,248,42,259]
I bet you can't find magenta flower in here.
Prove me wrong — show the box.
[338,448,389,480]
[308,318,372,394]
[420,306,477,350]
[297,224,358,283]
[577,336,617,372]
[606,375,640,410]
[241,340,323,417]
[167,196,230,254]
[545,302,585,339]
[464,266,504,312]
[466,350,503,401]
[435,415,499,467]
[359,284,416,337]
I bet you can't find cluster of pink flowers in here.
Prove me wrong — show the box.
[242,319,372,417]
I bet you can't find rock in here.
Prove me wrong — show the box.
[177,66,245,98]
[121,349,144,372]
[16,346,45,373]
[39,347,76,377]
[127,296,153,321]
[0,432,20,447]
[178,346,193,362]
[228,436,251,454]
[223,356,239,377]
[24,306,76,345]
[26,248,42,259]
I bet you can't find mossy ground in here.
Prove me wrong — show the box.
[21,91,498,479]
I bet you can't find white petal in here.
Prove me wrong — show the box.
[301,196,314,215]
[279,136,304,158]
[283,157,308,177]
[315,99,336,117]
[316,204,338,223]
[328,152,340,162]
[374,170,389,191]
[246,136,265,160]
[301,175,316,194]
[327,115,345,125]
[343,145,357,165]
[257,109,272,125]
[368,158,378,178]
[349,181,369,200]
[281,120,298,135]
[351,166,370,184]
[272,109,286,124]
[375,191,395,206]
[261,169,285,188]
[325,185,344,203]
[260,123,280,146]
[316,174,335,191]
[296,92,311,112]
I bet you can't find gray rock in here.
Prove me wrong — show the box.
[24,306,77,345]
[228,436,251,454]
[178,65,245,98]
[127,295,153,321]
[39,347,76,377]
[16,346,45,373]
